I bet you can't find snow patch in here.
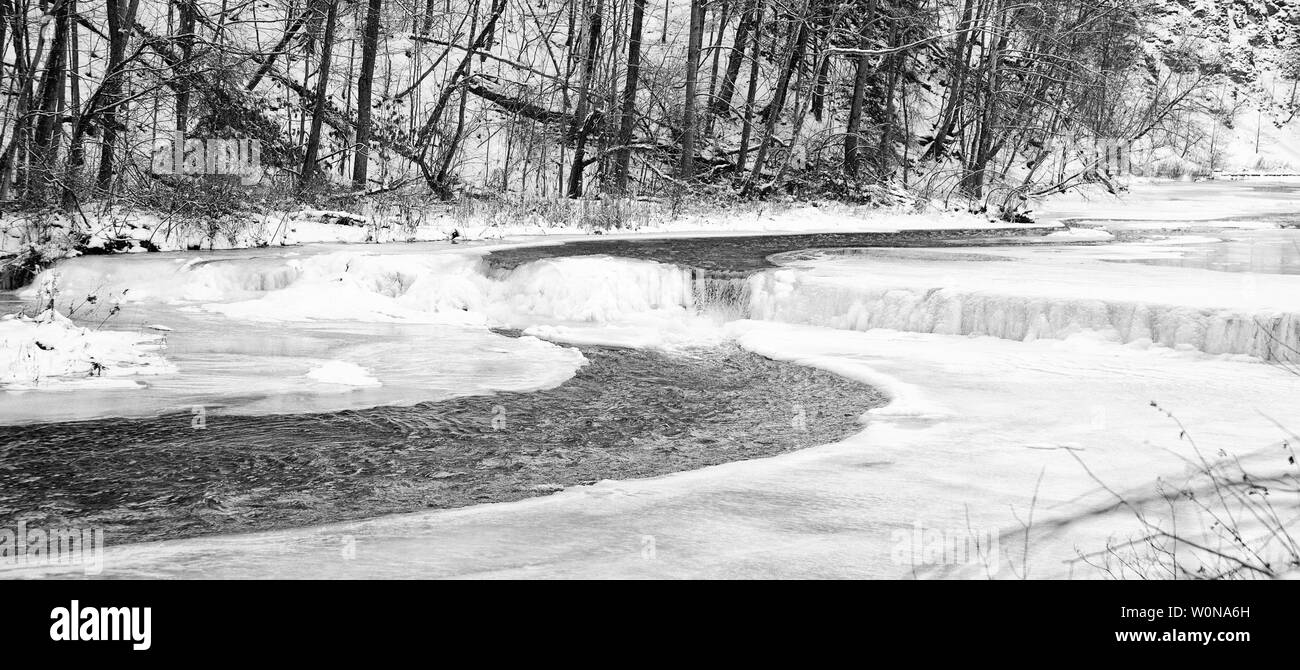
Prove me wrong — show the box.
[0,310,172,387]
[306,361,382,387]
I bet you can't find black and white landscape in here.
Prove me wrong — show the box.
[2,0,1299,579]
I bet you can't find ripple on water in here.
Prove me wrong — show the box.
[0,342,884,545]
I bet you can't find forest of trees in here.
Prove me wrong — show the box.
[0,0,1296,222]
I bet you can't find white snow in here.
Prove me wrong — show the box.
[14,201,1056,257]
[0,310,172,387]
[306,361,382,387]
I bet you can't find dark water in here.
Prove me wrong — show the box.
[486,228,1057,275]
[0,341,882,545]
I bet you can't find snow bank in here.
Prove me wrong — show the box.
[0,311,172,387]
[49,199,1056,257]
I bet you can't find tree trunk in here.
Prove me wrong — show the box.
[352,0,382,189]
[176,0,196,134]
[566,0,603,198]
[703,0,732,131]
[613,0,645,193]
[433,0,479,197]
[0,0,7,93]
[96,0,141,194]
[743,2,810,193]
[300,0,340,191]
[875,17,900,177]
[924,0,977,161]
[810,56,829,121]
[62,0,86,208]
[2,3,36,200]
[713,0,757,118]
[33,1,71,189]
[843,0,878,177]
[734,0,764,175]
[680,0,706,180]
[414,0,506,156]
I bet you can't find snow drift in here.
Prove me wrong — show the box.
[0,310,171,387]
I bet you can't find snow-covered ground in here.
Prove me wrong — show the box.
[1,201,1045,257]
[4,180,1299,578]
[0,310,172,388]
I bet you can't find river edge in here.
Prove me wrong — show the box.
[0,341,885,548]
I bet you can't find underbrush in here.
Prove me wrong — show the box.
[4,171,953,260]
[1067,403,1300,580]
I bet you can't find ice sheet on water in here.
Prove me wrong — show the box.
[751,246,1300,360]
[3,250,609,422]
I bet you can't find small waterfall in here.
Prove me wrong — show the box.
[21,255,306,303]
[748,271,1300,362]
[690,268,753,320]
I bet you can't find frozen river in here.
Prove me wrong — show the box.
[4,180,1300,578]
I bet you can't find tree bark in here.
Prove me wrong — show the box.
[176,0,196,134]
[735,0,764,175]
[34,1,71,191]
[613,0,646,193]
[703,0,732,128]
[352,0,382,188]
[300,0,340,191]
[924,0,977,161]
[680,0,706,180]
[96,0,141,194]
[743,1,810,193]
[713,0,757,117]
[843,0,878,177]
[566,0,603,198]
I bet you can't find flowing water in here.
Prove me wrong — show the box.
[0,341,878,545]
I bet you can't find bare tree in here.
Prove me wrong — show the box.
[680,0,706,180]
[301,0,340,191]
[613,0,646,193]
[353,0,383,189]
